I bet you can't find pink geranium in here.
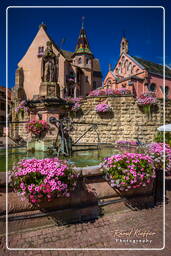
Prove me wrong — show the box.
[26,119,50,137]
[137,93,157,105]
[96,103,111,113]
[102,153,155,191]
[11,158,78,204]
[15,100,29,114]
[147,143,171,173]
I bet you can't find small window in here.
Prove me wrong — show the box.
[148,83,156,92]
[38,46,44,53]
[86,58,89,64]
[85,76,88,82]
[78,58,82,64]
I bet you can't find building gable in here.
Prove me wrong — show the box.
[113,53,145,78]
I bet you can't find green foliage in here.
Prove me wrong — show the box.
[154,132,171,146]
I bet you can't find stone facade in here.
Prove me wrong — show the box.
[70,96,171,144]
[11,95,171,145]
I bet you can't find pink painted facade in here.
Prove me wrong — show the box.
[12,24,102,101]
[104,37,171,99]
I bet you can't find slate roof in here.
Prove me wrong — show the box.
[61,50,74,59]
[132,56,171,78]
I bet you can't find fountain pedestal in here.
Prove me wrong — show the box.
[27,139,52,152]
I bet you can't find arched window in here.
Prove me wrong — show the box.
[124,60,128,68]
[86,58,90,65]
[132,65,136,74]
[78,58,82,64]
[127,63,132,72]
[148,83,156,92]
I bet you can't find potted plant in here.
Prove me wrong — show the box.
[136,92,157,115]
[10,158,78,208]
[101,153,155,197]
[26,119,50,139]
[15,100,29,119]
[95,103,111,113]
[147,142,171,175]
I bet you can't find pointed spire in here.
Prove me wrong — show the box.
[82,16,85,29]
[120,33,128,55]
[39,22,47,30]
[74,18,93,56]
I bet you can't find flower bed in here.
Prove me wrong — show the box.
[95,103,111,113]
[26,119,50,138]
[10,158,78,204]
[147,143,171,174]
[101,153,155,193]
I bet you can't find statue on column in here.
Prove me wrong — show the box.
[41,41,58,82]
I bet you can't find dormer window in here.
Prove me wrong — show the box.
[37,46,44,57]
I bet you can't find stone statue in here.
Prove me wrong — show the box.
[41,41,58,82]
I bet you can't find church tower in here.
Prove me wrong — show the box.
[73,18,94,68]
[120,36,128,55]
[72,18,94,96]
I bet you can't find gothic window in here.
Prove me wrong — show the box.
[78,58,82,64]
[127,63,132,72]
[132,65,136,74]
[118,67,121,74]
[124,60,128,69]
[86,58,91,65]
[148,83,156,92]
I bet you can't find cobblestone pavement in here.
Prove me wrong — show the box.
[0,179,171,256]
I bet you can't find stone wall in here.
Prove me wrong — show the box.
[10,95,171,144]
[70,96,171,144]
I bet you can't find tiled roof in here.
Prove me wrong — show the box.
[132,56,171,78]
[74,28,93,56]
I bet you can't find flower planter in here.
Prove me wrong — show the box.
[37,185,98,211]
[104,173,154,198]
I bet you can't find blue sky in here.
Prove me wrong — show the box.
[0,0,171,88]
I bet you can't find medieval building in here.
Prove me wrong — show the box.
[104,36,171,99]
[12,23,102,102]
